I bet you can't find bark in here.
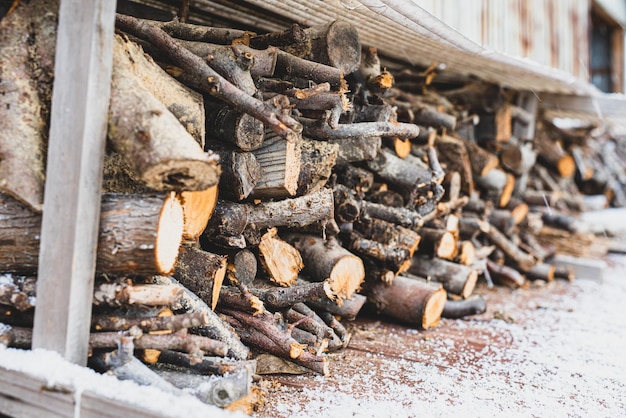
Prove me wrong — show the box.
[486,259,526,288]
[353,217,422,258]
[408,256,478,299]
[307,294,367,321]
[204,102,265,151]
[476,168,516,208]
[442,295,487,319]
[346,233,413,275]
[91,311,208,333]
[255,281,334,309]
[364,275,447,329]
[526,263,556,282]
[144,19,253,44]
[0,276,35,312]
[0,192,184,275]
[297,138,339,196]
[250,24,307,49]
[173,247,227,311]
[207,147,261,201]
[330,135,381,164]
[301,119,420,141]
[157,350,254,375]
[283,234,364,302]
[366,148,433,198]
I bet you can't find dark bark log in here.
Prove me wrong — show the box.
[173,247,227,311]
[204,102,265,151]
[209,147,261,201]
[408,256,478,299]
[179,186,219,243]
[157,350,254,375]
[366,148,433,197]
[250,24,306,49]
[307,294,366,321]
[330,135,382,164]
[346,233,413,275]
[300,118,419,141]
[333,164,375,193]
[442,295,487,319]
[91,311,208,333]
[364,275,446,329]
[535,127,575,178]
[353,217,422,258]
[486,259,526,288]
[476,168,516,208]
[144,19,254,44]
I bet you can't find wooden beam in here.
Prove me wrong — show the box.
[32,0,117,365]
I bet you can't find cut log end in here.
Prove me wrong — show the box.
[435,231,458,260]
[179,185,219,241]
[142,158,221,192]
[329,255,365,302]
[499,173,516,208]
[422,288,447,329]
[461,270,478,299]
[156,193,185,274]
[557,154,576,178]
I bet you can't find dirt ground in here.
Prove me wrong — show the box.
[252,254,626,417]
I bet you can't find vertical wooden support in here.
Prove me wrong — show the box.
[32,0,117,365]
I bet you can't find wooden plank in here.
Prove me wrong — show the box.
[79,391,175,418]
[32,0,117,365]
[0,368,75,418]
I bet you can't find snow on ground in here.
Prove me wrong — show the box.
[259,255,626,418]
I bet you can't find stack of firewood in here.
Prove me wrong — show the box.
[1,1,621,412]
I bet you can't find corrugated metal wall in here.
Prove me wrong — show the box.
[414,0,590,80]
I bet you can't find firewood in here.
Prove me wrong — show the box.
[297,138,339,196]
[250,130,302,199]
[90,330,229,357]
[209,188,335,246]
[157,350,255,376]
[330,135,382,164]
[505,197,529,225]
[221,309,329,375]
[206,148,260,201]
[526,263,556,282]
[300,118,420,142]
[0,276,35,312]
[408,256,478,299]
[415,227,458,260]
[173,247,227,311]
[441,295,487,319]
[0,1,49,212]
[0,192,184,275]
[486,259,526,288]
[366,148,433,200]
[457,240,476,266]
[346,233,413,275]
[92,280,184,308]
[476,168,516,208]
[364,275,447,329]
[226,249,258,286]
[283,234,364,302]
[307,294,367,321]
[179,186,219,242]
[115,14,302,141]
[114,34,206,145]
[144,19,254,45]
[257,228,303,287]
[153,276,250,360]
[488,209,517,237]
[290,302,344,347]
[553,265,575,281]
[0,323,32,348]
[91,311,209,333]
[250,23,306,49]
[333,164,375,193]
[353,217,422,258]
[109,36,220,192]
[476,102,512,144]
[461,136,500,178]
[284,305,339,351]
[204,102,265,152]
[433,135,474,195]
[282,20,361,74]
[535,127,575,178]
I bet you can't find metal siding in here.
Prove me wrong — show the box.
[412,0,590,80]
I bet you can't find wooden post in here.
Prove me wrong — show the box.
[32,0,117,365]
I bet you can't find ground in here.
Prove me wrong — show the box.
[253,254,626,417]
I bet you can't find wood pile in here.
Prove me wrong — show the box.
[0,2,622,413]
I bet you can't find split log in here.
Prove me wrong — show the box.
[209,148,261,201]
[179,186,219,242]
[442,295,487,319]
[415,227,458,260]
[109,36,220,192]
[250,130,302,199]
[364,275,447,329]
[457,240,476,266]
[408,256,478,299]
[153,276,250,360]
[0,1,50,211]
[297,138,339,196]
[173,247,227,311]
[114,34,205,145]
[535,128,575,178]
[283,234,364,302]
[476,103,512,144]
[0,192,184,275]
[257,228,303,287]
[204,188,334,246]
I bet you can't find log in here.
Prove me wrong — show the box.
[457,240,476,266]
[0,1,49,211]
[283,20,361,74]
[346,233,413,275]
[486,259,526,288]
[300,119,420,141]
[535,128,575,178]
[114,34,205,145]
[364,275,447,329]
[250,130,302,199]
[283,234,364,302]
[297,138,339,196]
[226,249,258,285]
[366,148,433,198]
[173,247,227,311]
[145,19,254,44]
[204,102,265,151]
[0,276,36,312]
[462,137,500,178]
[250,23,306,49]
[109,36,220,192]
[179,186,219,242]
[408,256,478,299]
[91,311,209,333]
[254,280,334,309]
[157,350,255,376]
[333,164,375,193]
[353,218,422,258]
[307,294,367,321]
[476,103,512,144]
[526,263,556,282]
[476,168,516,208]
[208,148,261,201]
[0,192,184,275]
[92,280,185,308]
[415,227,458,260]
[257,228,303,287]
[442,295,487,319]
[205,188,335,246]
